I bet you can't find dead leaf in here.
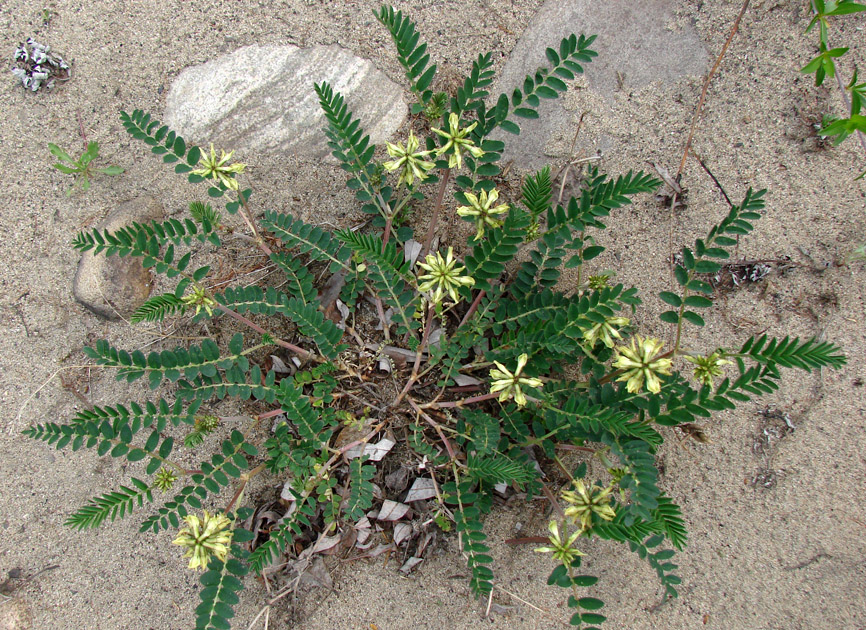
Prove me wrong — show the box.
[649,161,682,194]
[298,557,333,590]
[404,239,423,265]
[318,271,346,323]
[452,373,481,387]
[404,478,436,502]
[399,557,423,574]
[310,532,342,555]
[392,522,413,546]
[270,355,292,373]
[385,467,410,493]
[344,437,395,461]
[376,499,411,521]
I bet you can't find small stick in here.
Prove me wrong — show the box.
[76,109,88,148]
[677,0,751,178]
[692,152,733,207]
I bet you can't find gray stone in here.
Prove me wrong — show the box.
[494,0,708,168]
[73,197,162,320]
[0,597,32,630]
[164,44,407,159]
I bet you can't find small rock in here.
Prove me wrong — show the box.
[165,44,406,159]
[73,197,163,320]
[493,0,708,168]
[0,597,32,630]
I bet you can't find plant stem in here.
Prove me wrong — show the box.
[392,304,435,405]
[238,189,273,257]
[420,169,451,258]
[224,462,266,513]
[676,0,751,179]
[215,304,314,359]
[425,391,499,408]
[457,289,486,329]
[408,398,458,460]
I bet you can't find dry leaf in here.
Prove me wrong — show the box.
[452,373,481,386]
[399,557,423,574]
[344,437,395,461]
[376,499,410,521]
[270,355,292,373]
[404,478,436,502]
[385,466,410,493]
[404,239,423,265]
[310,532,342,555]
[392,522,413,546]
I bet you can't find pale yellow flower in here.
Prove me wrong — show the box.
[383,131,435,187]
[583,315,630,349]
[181,285,216,317]
[456,188,510,240]
[192,144,246,191]
[431,113,484,170]
[172,510,233,570]
[489,353,543,407]
[561,479,616,531]
[612,335,673,394]
[685,351,732,388]
[535,520,584,565]
[416,247,475,304]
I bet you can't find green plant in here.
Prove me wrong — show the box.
[48,141,124,196]
[801,0,866,178]
[26,8,846,629]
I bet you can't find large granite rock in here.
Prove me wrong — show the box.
[73,197,162,320]
[164,44,407,159]
[494,0,708,168]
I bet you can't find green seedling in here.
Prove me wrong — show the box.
[49,141,123,196]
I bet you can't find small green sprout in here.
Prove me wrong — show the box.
[49,141,123,196]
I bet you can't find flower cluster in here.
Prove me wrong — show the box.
[181,285,217,317]
[172,511,233,570]
[192,144,246,191]
[431,113,484,169]
[685,350,732,387]
[561,480,616,530]
[489,353,543,407]
[416,247,475,304]
[456,188,510,241]
[583,315,630,349]
[153,468,178,493]
[535,521,584,565]
[612,335,673,394]
[383,131,434,186]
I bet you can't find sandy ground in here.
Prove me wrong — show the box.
[1,1,865,629]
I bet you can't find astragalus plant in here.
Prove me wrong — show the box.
[26,7,846,629]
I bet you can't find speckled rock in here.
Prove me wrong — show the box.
[164,44,406,159]
[493,0,708,168]
[73,197,162,320]
[0,597,32,630]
